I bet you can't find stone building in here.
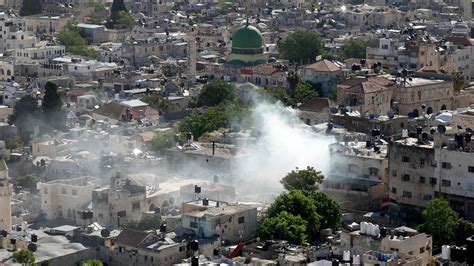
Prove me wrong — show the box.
[303,59,343,97]
[336,77,395,116]
[40,176,101,222]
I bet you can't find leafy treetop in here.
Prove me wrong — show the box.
[280,166,324,192]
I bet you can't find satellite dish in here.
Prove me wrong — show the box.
[27,243,37,252]
[387,110,395,119]
[466,128,473,133]
[101,229,110,238]
[330,107,338,114]
[437,125,446,134]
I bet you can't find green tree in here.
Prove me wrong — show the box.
[452,71,465,92]
[15,175,39,192]
[108,0,128,28]
[8,95,40,143]
[265,86,294,106]
[20,0,43,16]
[88,0,105,12]
[280,166,324,192]
[42,82,65,131]
[342,39,368,60]
[294,83,318,104]
[309,191,341,230]
[267,190,321,240]
[58,24,99,58]
[418,198,459,246]
[122,214,162,231]
[277,30,325,64]
[257,211,308,244]
[80,259,103,266]
[5,137,22,152]
[116,10,134,30]
[193,80,236,108]
[12,250,35,265]
[179,103,251,139]
[149,131,176,152]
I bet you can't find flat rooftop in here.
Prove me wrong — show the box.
[0,229,88,265]
[184,199,256,218]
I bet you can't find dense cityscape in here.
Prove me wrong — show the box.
[0,0,473,265]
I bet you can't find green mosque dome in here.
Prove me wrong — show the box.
[231,23,264,50]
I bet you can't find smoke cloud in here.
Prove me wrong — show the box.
[231,95,334,203]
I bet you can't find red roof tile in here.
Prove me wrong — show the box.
[305,59,341,72]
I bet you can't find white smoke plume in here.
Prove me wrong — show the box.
[233,96,334,202]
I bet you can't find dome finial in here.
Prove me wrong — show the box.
[246,16,249,27]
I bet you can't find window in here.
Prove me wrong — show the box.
[430,177,437,185]
[190,221,198,228]
[423,194,432,201]
[348,164,358,173]
[391,187,397,194]
[468,166,474,173]
[392,170,397,177]
[61,187,67,195]
[420,158,425,167]
[132,202,140,210]
[72,189,77,196]
[369,167,379,176]
[419,176,426,184]
[402,174,410,181]
[238,216,245,224]
[44,187,48,194]
[402,191,412,198]
[442,179,451,187]
[420,247,425,253]
[442,162,452,169]
[402,156,410,162]
[179,246,185,252]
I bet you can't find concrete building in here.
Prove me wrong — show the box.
[40,176,101,222]
[77,23,106,44]
[182,199,258,244]
[388,138,436,213]
[92,175,147,228]
[326,139,389,210]
[341,225,432,265]
[0,160,11,231]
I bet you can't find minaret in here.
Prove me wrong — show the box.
[0,160,11,231]
[187,27,197,87]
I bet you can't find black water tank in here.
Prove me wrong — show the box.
[416,126,423,135]
[466,132,472,143]
[194,185,201,194]
[213,248,220,256]
[191,256,199,266]
[190,240,199,251]
[160,224,167,233]
[380,227,387,237]
[31,234,38,243]
[459,247,467,262]
[467,236,474,264]
[332,259,339,266]
[451,246,460,262]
